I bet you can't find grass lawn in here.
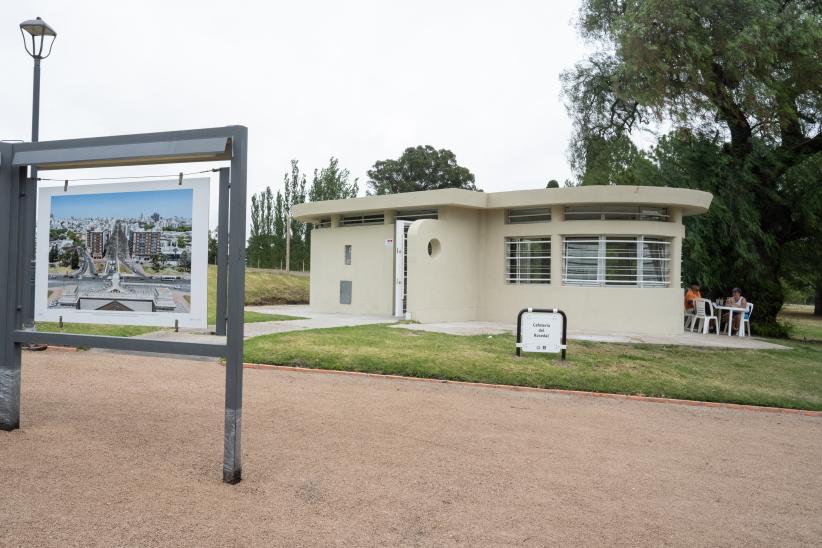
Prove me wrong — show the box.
[36,322,159,337]
[780,305,822,342]
[244,324,822,411]
[206,265,307,324]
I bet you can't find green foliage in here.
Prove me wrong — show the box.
[207,230,218,264]
[247,157,361,271]
[308,157,359,202]
[367,145,479,195]
[69,249,80,270]
[48,245,59,263]
[546,179,560,188]
[563,0,822,325]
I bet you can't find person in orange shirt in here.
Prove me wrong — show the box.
[684,282,702,313]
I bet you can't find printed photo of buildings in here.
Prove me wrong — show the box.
[47,188,194,314]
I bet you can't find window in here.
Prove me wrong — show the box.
[344,245,352,265]
[395,209,438,222]
[340,281,352,304]
[505,237,551,284]
[564,205,669,221]
[339,213,384,226]
[563,236,670,287]
[314,218,331,229]
[506,207,551,224]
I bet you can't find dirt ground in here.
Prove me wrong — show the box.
[2,350,821,547]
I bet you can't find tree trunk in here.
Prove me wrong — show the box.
[814,284,822,316]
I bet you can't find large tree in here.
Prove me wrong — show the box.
[367,145,479,195]
[563,0,822,328]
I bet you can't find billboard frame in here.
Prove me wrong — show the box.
[0,126,247,484]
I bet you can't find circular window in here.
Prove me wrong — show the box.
[428,238,441,257]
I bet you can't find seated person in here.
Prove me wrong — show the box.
[721,287,748,332]
[684,282,702,313]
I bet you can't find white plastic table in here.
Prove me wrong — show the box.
[714,305,746,336]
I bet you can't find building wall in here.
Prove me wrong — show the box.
[308,221,395,315]
[406,207,483,322]
[305,201,692,335]
[477,207,686,334]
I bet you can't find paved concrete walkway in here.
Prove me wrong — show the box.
[127,305,787,350]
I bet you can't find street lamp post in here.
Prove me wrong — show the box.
[19,17,57,344]
[20,16,56,148]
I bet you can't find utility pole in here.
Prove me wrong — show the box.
[284,210,291,273]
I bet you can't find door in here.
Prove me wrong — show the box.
[394,221,411,317]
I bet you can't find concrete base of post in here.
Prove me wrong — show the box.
[222,407,242,484]
[0,368,21,431]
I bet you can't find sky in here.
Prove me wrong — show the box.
[1,0,590,224]
[51,189,193,220]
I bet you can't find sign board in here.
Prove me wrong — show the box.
[35,178,210,328]
[516,308,567,359]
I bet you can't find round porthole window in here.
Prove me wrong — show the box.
[428,238,441,257]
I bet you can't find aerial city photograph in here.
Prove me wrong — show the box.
[46,187,194,314]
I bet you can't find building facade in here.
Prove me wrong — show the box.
[85,230,109,259]
[130,230,161,259]
[292,186,712,335]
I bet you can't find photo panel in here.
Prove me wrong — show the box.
[35,178,210,328]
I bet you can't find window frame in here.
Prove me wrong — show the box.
[562,235,670,287]
[563,205,670,222]
[344,244,352,265]
[339,213,385,226]
[504,236,551,285]
[506,207,552,224]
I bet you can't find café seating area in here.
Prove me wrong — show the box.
[685,298,754,337]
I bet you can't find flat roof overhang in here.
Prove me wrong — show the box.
[11,126,242,170]
[292,185,713,221]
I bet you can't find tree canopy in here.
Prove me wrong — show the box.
[563,0,822,328]
[367,145,479,195]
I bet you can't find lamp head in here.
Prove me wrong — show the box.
[20,17,57,60]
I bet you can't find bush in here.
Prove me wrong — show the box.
[755,320,792,339]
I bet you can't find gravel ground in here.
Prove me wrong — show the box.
[1,350,821,546]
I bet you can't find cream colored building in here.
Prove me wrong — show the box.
[292,186,712,335]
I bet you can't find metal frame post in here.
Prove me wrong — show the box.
[0,146,24,430]
[1,126,249,483]
[223,128,247,483]
[215,167,230,336]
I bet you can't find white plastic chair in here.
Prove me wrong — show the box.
[740,302,753,336]
[692,299,719,334]
[684,308,696,331]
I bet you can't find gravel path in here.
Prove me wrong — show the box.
[2,350,820,546]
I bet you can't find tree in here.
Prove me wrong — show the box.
[562,0,822,329]
[69,249,80,270]
[178,250,191,273]
[546,180,560,189]
[367,145,479,195]
[309,157,359,202]
[208,230,218,264]
[283,160,307,270]
[48,245,59,263]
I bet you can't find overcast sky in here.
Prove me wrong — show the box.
[2,1,588,214]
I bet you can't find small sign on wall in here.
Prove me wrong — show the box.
[384,238,394,247]
[516,308,567,360]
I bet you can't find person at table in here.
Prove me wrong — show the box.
[684,282,702,313]
[721,288,748,332]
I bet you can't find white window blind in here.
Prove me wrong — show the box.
[563,236,670,287]
[505,237,551,284]
[339,213,384,226]
[395,209,438,222]
[564,205,670,221]
[506,207,551,224]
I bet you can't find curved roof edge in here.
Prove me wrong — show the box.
[292,185,713,221]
